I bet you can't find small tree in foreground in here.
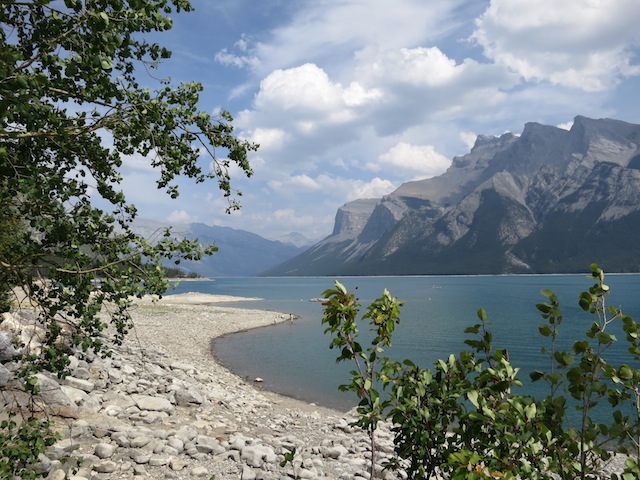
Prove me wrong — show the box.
[1,1,256,477]
[323,265,640,479]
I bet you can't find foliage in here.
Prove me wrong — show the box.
[322,281,402,479]
[0,284,11,313]
[0,414,61,480]
[1,1,256,476]
[279,446,301,480]
[323,265,640,479]
[162,265,202,278]
[0,203,21,313]
[0,0,256,373]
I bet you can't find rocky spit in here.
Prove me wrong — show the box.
[0,293,403,480]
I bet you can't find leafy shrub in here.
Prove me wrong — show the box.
[323,264,640,479]
[0,284,11,313]
[0,414,60,480]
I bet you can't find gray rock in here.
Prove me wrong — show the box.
[47,469,67,480]
[121,364,136,375]
[191,466,210,477]
[129,434,153,448]
[79,395,102,412]
[321,444,349,459]
[48,438,78,460]
[143,362,166,376]
[299,467,319,479]
[73,367,92,380]
[63,376,95,392]
[167,437,184,452]
[0,363,11,386]
[163,445,180,456]
[111,433,130,447]
[133,464,148,475]
[132,454,151,464]
[67,354,80,372]
[131,394,174,414]
[240,444,277,468]
[60,385,89,405]
[0,332,21,362]
[170,361,196,372]
[102,391,136,409]
[148,454,170,466]
[175,387,204,406]
[241,465,257,480]
[107,368,123,383]
[174,425,198,442]
[195,435,225,454]
[229,434,248,450]
[170,458,188,471]
[94,443,116,459]
[137,410,169,424]
[34,373,73,407]
[93,460,117,473]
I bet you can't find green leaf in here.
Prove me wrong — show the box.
[524,402,537,420]
[618,365,634,380]
[573,341,589,353]
[530,370,544,382]
[597,332,614,345]
[538,325,552,337]
[467,390,480,409]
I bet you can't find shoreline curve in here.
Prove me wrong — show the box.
[129,291,343,417]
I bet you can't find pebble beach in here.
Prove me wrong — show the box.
[1,292,400,480]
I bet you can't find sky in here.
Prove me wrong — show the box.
[118,0,640,243]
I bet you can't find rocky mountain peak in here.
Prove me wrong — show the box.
[569,115,640,167]
[330,198,379,240]
[265,116,640,276]
[451,132,518,169]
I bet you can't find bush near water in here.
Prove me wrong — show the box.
[323,264,640,479]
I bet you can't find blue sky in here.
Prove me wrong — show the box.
[119,0,640,242]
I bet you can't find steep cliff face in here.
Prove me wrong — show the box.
[264,116,640,275]
[330,198,378,240]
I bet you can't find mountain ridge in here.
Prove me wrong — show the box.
[131,220,307,277]
[263,116,640,276]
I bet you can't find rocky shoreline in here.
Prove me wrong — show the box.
[0,293,401,480]
[1,292,629,479]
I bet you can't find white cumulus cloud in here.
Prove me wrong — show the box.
[371,142,451,180]
[166,209,198,224]
[459,132,478,150]
[254,63,381,116]
[472,0,640,91]
[346,177,397,200]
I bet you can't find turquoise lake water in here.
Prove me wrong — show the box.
[169,274,640,418]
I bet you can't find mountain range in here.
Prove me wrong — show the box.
[132,220,308,277]
[264,116,640,275]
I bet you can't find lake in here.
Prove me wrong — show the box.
[169,274,640,417]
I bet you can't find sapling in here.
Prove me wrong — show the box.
[322,281,402,479]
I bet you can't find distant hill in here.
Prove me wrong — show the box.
[264,116,640,275]
[132,220,307,277]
